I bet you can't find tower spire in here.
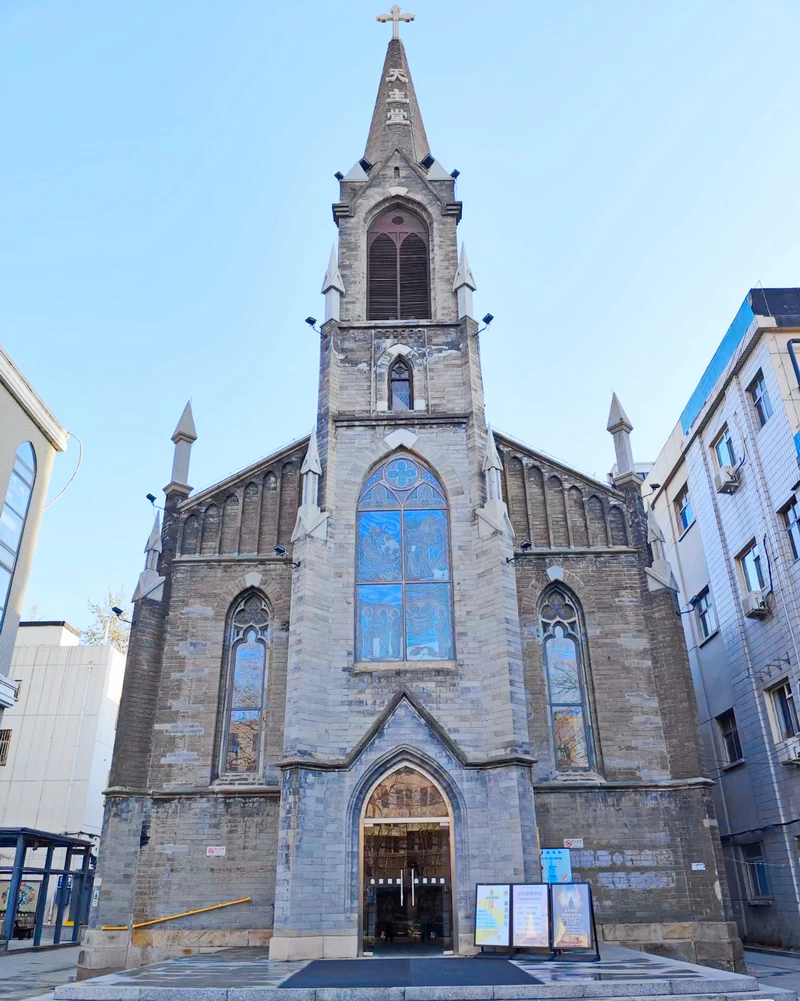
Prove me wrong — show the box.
[607,392,635,483]
[169,401,196,491]
[364,33,430,167]
[132,512,165,603]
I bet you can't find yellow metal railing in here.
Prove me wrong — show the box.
[101,896,251,931]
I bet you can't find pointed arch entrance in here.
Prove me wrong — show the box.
[360,764,454,955]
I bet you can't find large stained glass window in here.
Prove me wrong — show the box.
[357,456,453,663]
[221,593,269,774]
[540,586,594,771]
[0,443,36,634]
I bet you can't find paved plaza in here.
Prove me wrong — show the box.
[6,945,800,1001]
[0,945,79,1001]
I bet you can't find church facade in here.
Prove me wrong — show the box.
[80,30,742,978]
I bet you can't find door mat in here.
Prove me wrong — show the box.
[281,957,540,988]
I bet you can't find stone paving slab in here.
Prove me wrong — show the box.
[51,947,773,1001]
[51,991,797,1001]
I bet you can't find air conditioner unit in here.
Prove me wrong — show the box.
[742,591,769,619]
[715,465,740,494]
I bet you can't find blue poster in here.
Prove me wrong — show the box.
[541,847,572,884]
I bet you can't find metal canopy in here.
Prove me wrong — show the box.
[0,827,94,951]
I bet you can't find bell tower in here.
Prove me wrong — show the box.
[315,22,487,468]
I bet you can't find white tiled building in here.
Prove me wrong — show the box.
[0,622,125,838]
[646,287,800,948]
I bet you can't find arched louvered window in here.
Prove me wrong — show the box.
[389,356,413,412]
[356,455,453,664]
[220,592,270,775]
[539,585,595,772]
[368,208,430,321]
[0,443,36,634]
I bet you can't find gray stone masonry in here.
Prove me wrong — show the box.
[80,35,742,978]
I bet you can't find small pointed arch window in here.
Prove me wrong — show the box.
[539,585,595,772]
[220,592,270,774]
[389,356,413,411]
[368,206,430,321]
[0,443,36,633]
[356,454,453,664]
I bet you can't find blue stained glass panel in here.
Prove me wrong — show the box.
[404,510,449,581]
[358,584,403,661]
[358,511,402,581]
[359,483,400,509]
[404,482,446,509]
[405,583,453,660]
[232,631,265,709]
[385,458,419,490]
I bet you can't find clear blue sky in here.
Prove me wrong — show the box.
[2,0,799,631]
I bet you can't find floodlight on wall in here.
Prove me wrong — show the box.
[111,606,133,625]
[520,540,532,551]
[450,169,460,179]
[420,154,435,170]
[334,171,344,181]
[359,157,373,173]
[274,544,301,568]
[305,317,320,332]
[477,313,495,335]
[146,492,165,510]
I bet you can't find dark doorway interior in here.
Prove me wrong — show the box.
[362,822,453,955]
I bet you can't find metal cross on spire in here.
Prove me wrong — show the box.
[376,5,415,39]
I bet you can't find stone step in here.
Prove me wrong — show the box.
[52,984,792,1001]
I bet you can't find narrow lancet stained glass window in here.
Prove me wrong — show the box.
[357,456,453,663]
[540,586,594,771]
[389,357,413,411]
[222,593,269,774]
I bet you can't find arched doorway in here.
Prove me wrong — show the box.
[360,764,454,955]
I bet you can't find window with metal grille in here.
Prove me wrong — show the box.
[739,540,765,593]
[389,356,413,411]
[716,708,743,764]
[747,370,773,428]
[367,208,430,321]
[0,729,11,766]
[782,498,800,561]
[695,587,717,640]
[742,842,770,900]
[675,485,694,532]
[712,425,736,468]
[769,680,799,740]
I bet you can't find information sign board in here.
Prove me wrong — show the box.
[474,883,511,946]
[551,882,594,950]
[541,847,572,883]
[511,884,549,948]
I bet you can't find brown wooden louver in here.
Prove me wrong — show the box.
[367,209,431,320]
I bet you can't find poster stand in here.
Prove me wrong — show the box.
[549,882,600,962]
[473,881,600,963]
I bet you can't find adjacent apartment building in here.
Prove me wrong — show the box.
[646,287,800,948]
[0,622,125,921]
[0,345,68,720]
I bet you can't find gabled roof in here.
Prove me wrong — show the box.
[494,429,624,500]
[180,433,310,510]
[365,37,430,167]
